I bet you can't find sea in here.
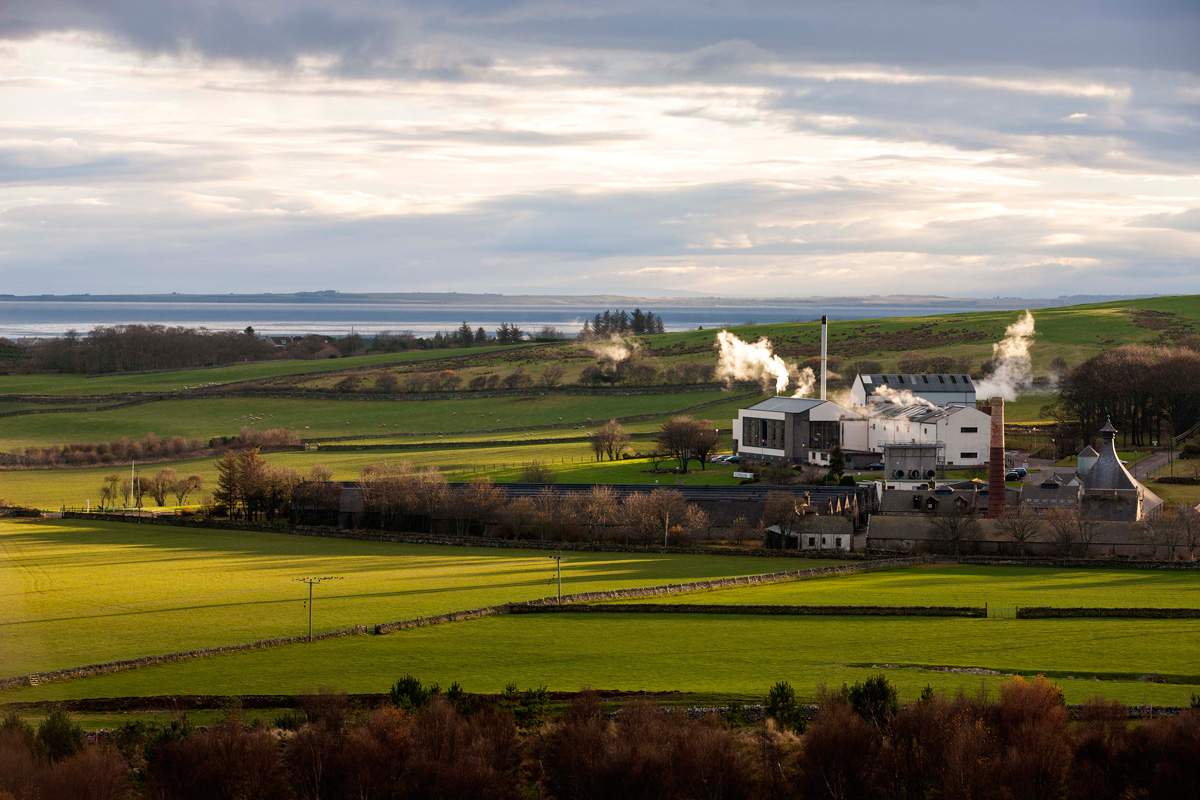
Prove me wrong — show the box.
[0,299,988,339]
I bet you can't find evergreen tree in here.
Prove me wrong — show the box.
[475,326,488,344]
[457,321,474,346]
[631,308,646,334]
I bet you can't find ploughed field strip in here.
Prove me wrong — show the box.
[0,518,833,678]
[628,565,1200,610]
[6,613,1199,707]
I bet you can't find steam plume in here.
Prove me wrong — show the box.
[715,330,814,396]
[586,335,639,363]
[873,385,937,408]
[975,311,1036,401]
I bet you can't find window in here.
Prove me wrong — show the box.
[961,452,978,459]
[808,537,815,547]
[897,375,905,383]
[836,537,842,548]
[950,375,957,383]
[809,420,840,450]
[938,375,945,383]
[960,427,978,433]
[922,375,929,383]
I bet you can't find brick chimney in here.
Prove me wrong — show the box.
[986,396,1006,518]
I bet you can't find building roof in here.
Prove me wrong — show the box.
[1082,419,1140,494]
[745,397,826,414]
[857,374,976,393]
[1078,445,1098,458]
[865,403,975,423]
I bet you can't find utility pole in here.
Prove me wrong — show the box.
[548,554,567,603]
[295,576,342,642]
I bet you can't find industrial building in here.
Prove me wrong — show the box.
[732,377,991,470]
[849,373,976,407]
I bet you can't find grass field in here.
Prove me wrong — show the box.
[636,565,1200,609]
[0,392,736,451]
[0,518,831,676]
[5,613,1197,706]
[0,346,517,396]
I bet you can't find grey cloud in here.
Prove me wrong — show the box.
[1127,208,1200,232]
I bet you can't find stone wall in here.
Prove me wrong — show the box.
[867,516,1170,559]
[1017,606,1200,619]
[0,626,367,691]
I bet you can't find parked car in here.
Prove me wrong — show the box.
[1005,470,1021,481]
[864,462,885,471]
[1013,467,1028,477]
[725,456,741,464]
[709,455,730,463]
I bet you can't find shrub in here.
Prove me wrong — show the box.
[847,674,899,729]
[37,709,84,762]
[765,680,805,732]
[500,683,550,729]
[389,675,439,711]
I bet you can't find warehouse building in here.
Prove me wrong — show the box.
[849,373,976,407]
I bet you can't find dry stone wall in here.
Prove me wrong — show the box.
[1017,606,1200,619]
[513,603,986,617]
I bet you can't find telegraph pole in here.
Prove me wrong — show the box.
[295,576,342,642]
[548,554,567,603]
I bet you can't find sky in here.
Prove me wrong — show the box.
[0,0,1197,298]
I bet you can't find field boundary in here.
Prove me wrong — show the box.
[0,626,368,692]
[1016,606,1200,619]
[3,557,925,690]
[511,603,986,618]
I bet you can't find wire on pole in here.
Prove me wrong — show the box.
[294,576,342,642]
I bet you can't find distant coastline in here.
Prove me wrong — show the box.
[0,292,1158,339]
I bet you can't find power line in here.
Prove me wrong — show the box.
[295,576,342,642]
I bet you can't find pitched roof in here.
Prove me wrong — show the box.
[858,374,976,392]
[746,397,825,414]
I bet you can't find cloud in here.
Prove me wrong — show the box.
[0,1,1196,296]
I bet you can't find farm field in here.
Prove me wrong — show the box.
[5,613,1198,706]
[0,392,735,451]
[636,565,1200,609]
[0,346,515,396]
[1,442,714,509]
[0,518,830,676]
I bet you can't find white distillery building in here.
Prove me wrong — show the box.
[734,396,991,469]
[849,373,976,408]
[854,403,992,467]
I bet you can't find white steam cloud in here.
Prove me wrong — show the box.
[587,335,639,363]
[872,385,937,408]
[975,311,1036,401]
[715,330,815,396]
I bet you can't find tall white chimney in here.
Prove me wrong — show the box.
[820,315,828,401]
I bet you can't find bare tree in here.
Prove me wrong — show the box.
[503,496,537,539]
[99,473,121,508]
[590,419,630,462]
[657,416,703,473]
[532,486,560,541]
[1176,505,1200,560]
[762,492,806,544]
[539,365,565,388]
[927,505,980,556]
[622,489,701,548]
[1045,507,1102,558]
[171,474,204,506]
[729,515,753,547]
[570,485,619,542]
[520,461,557,483]
[690,422,721,471]
[995,507,1042,557]
[308,464,333,482]
[151,468,177,507]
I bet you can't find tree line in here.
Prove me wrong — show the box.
[7,321,560,376]
[1054,343,1200,448]
[341,463,711,546]
[4,674,1198,799]
[8,427,298,470]
[579,308,666,338]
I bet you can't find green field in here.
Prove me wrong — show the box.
[0,392,735,451]
[5,613,1197,706]
[636,565,1200,609]
[0,346,516,396]
[0,518,830,677]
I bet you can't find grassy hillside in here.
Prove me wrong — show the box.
[2,295,1196,400]
[0,518,827,677]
